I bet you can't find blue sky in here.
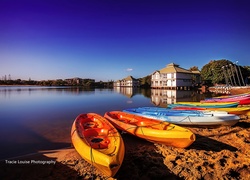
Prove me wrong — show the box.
[1,0,250,81]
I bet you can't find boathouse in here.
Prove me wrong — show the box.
[151,63,200,90]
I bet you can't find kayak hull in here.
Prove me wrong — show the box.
[172,106,250,116]
[168,101,239,108]
[104,111,195,148]
[123,107,240,126]
[71,113,125,177]
[202,95,250,105]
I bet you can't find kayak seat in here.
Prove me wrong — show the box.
[83,128,110,149]
[83,121,98,129]
[89,136,110,149]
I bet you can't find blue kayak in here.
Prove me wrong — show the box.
[124,107,209,117]
[123,107,240,126]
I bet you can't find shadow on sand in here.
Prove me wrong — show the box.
[235,119,250,128]
[116,133,182,180]
[188,134,238,152]
[0,152,80,180]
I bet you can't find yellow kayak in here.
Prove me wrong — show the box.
[168,101,239,108]
[206,107,250,116]
[71,113,125,177]
[173,106,250,116]
[104,111,195,148]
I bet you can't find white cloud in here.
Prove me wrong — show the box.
[126,68,133,72]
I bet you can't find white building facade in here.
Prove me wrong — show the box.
[114,76,140,87]
[151,63,199,89]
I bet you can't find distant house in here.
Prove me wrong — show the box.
[65,77,83,85]
[114,80,121,87]
[151,63,201,89]
[64,77,95,85]
[114,76,140,87]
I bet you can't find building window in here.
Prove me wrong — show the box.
[155,73,159,79]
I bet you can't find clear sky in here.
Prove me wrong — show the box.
[1,0,250,81]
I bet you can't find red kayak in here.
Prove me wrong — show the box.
[201,96,250,105]
[239,98,250,105]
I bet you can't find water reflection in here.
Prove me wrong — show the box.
[113,87,206,107]
[0,86,208,159]
[150,89,205,107]
[0,86,97,99]
[0,86,154,159]
[113,87,151,99]
[113,86,139,98]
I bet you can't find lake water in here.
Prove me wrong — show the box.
[0,86,208,159]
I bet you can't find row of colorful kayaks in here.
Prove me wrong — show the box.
[170,92,250,108]
[202,92,250,105]
[71,92,250,177]
[71,111,196,177]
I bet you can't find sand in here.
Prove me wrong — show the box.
[0,116,249,180]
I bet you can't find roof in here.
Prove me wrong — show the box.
[191,70,201,74]
[123,76,137,81]
[158,63,192,74]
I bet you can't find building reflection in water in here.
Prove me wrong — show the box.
[113,86,139,98]
[113,87,204,107]
[151,89,198,107]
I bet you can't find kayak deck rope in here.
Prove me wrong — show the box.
[88,132,120,179]
[119,114,178,136]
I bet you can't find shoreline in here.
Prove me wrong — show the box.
[1,117,250,180]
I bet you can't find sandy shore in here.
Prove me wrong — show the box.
[0,116,249,180]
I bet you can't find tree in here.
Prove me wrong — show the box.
[189,66,199,71]
[201,59,230,84]
[200,59,249,85]
[139,75,151,88]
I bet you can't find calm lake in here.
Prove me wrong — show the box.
[0,86,209,159]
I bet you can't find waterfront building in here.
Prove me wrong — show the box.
[114,76,140,87]
[151,63,201,89]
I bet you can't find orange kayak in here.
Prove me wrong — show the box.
[104,111,195,148]
[71,113,125,177]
